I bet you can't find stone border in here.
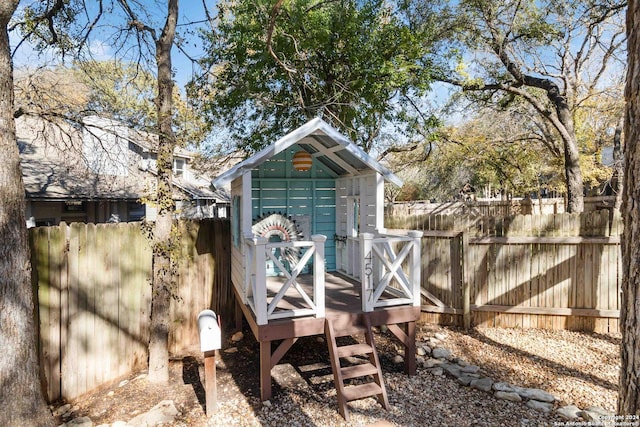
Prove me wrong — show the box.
[414,332,615,423]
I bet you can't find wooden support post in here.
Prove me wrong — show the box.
[260,341,272,401]
[204,350,217,416]
[404,321,416,375]
[387,321,417,376]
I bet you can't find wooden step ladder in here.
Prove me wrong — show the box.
[324,315,390,421]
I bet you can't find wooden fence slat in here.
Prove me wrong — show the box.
[33,219,230,403]
[405,212,622,333]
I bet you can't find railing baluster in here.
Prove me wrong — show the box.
[244,234,327,323]
[251,236,268,325]
[312,235,326,318]
[408,231,423,307]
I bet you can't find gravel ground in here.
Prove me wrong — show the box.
[64,324,621,427]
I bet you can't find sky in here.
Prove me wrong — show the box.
[10,1,215,92]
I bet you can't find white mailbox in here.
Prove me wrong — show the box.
[198,310,221,352]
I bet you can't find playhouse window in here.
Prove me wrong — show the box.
[348,197,360,237]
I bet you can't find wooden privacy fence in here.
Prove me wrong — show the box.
[386,211,622,334]
[31,219,231,403]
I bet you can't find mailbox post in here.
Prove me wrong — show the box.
[198,310,222,416]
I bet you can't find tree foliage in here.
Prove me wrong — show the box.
[13,60,208,149]
[411,0,626,211]
[390,108,562,202]
[192,0,437,154]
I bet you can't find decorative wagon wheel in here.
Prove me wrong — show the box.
[251,213,303,269]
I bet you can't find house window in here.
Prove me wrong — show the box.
[64,201,85,212]
[128,202,146,222]
[173,158,185,177]
[347,197,360,237]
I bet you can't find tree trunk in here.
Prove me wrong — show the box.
[619,0,640,415]
[0,1,55,425]
[548,87,584,213]
[563,136,584,213]
[614,117,624,211]
[147,0,179,384]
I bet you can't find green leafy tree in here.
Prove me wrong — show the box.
[410,0,626,212]
[192,0,436,154]
[391,109,560,202]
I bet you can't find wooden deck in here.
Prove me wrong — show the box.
[233,271,420,401]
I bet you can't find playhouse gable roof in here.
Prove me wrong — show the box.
[211,118,402,188]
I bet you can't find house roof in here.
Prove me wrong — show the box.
[211,118,403,188]
[17,116,217,201]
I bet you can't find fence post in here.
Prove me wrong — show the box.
[462,230,471,329]
[360,233,374,312]
[312,234,327,318]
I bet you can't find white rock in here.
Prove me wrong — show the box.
[519,388,555,403]
[231,331,244,342]
[111,422,128,427]
[118,379,129,387]
[423,358,442,368]
[434,332,447,341]
[470,377,494,392]
[263,400,272,407]
[432,348,451,359]
[557,405,582,420]
[457,376,474,386]
[417,347,427,356]
[492,382,517,393]
[430,367,444,376]
[442,363,462,378]
[128,400,178,427]
[461,365,480,374]
[580,406,614,422]
[393,355,404,364]
[526,400,554,413]
[64,417,93,427]
[224,347,238,354]
[495,391,522,402]
[53,404,72,417]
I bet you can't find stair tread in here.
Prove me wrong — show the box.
[337,343,373,358]
[329,325,368,337]
[340,363,379,380]
[342,382,383,402]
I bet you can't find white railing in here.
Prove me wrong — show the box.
[360,231,423,312]
[244,234,326,325]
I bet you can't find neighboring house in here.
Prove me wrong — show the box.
[18,116,229,227]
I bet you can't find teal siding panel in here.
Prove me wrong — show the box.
[251,176,337,270]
